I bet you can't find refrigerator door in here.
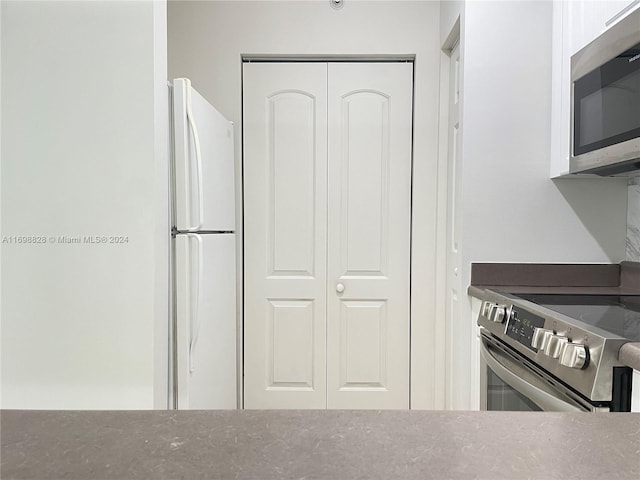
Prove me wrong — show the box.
[173,78,235,232]
[175,232,237,409]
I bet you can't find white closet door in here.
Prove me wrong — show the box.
[243,63,328,409]
[326,63,413,409]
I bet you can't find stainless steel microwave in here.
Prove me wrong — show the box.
[570,8,640,176]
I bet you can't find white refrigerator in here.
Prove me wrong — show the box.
[170,78,236,409]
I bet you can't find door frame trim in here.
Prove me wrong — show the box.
[241,54,416,63]
[437,18,464,410]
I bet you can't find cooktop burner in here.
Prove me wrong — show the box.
[519,294,640,342]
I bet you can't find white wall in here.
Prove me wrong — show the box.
[168,0,443,409]
[1,1,168,409]
[444,0,628,410]
[461,1,627,265]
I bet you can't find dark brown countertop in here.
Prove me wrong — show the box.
[2,410,640,480]
[469,261,640,297]
[467,284,634,298]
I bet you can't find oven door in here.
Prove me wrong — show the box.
[480,334,596,412]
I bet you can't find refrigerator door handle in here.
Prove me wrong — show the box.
[187,234,204,374]
[186,85,205,231]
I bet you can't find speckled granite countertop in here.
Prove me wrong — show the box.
[2,410,640,480]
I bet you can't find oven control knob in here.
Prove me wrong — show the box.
[482,301,492,318]
[544,335,568,359]
[532,327,553,350]
[540,330,556,351]
[560,343,588,369]
[492,305,506,323]
[482,303,508,323]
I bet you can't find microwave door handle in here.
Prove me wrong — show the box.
[480,339,584,412]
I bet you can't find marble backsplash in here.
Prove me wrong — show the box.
[628,177,640,262]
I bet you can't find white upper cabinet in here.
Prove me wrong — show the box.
[570,1,637,55]
[550,0,639,178]
[550,0,572,178]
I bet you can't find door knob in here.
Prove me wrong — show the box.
[336,283,345,293]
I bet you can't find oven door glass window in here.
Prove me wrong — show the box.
[486,368,542,412]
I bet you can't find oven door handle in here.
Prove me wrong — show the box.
[481,337,586,412]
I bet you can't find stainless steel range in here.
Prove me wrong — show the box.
[478,290,639,412]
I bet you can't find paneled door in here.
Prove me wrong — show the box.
[243,62,412,409]
[243,63,328,409]
[326,63,412,409]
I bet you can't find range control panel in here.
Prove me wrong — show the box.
[479,299,591,370]
[477,289,632,403]
[506,306,545,352]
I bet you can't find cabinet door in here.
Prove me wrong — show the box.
[326,63,413,409]
[243,63,328,409]
[570,0,637,55]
